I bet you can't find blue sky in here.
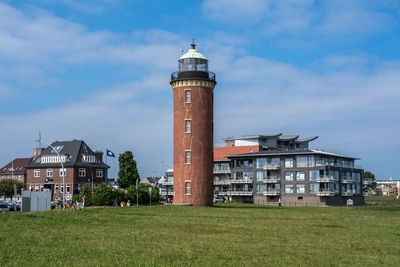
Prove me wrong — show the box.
[0,0,399,179]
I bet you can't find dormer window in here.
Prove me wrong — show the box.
[82,155,95,163]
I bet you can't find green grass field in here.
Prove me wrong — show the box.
[1,204,400,266]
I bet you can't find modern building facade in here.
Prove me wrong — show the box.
[164,133,365,206]
[25,140,107,200]
[170,43,216,206]
[376,180,400,197]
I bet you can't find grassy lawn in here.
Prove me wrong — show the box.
[1,204,400,266]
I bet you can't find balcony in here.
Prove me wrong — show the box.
[171,71,216,82]
[263,190,280,196]
[317,190,336,196]
[213,180,231,185]
[341,178,353,184]
[316,176,336,183]
[362,180,373,185]
[164,182,174,186]
[227,191,253,196]
[165,191,175,196]
[263,176,280,183]
[342,191,353,196]
[263,165,280,170]
[230,179,253,184]
[213,168,231,174]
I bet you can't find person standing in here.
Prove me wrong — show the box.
[278,198,282,207]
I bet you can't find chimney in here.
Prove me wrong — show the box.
[33,148,45,160]
[93,150,104,162]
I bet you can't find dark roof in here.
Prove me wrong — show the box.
[278,135,299,141]
[224,133,282,141]
[296,136,319,143]
[145,177,161,184]
[227,149,359,160]
[26,140,107,168]
[0,157,33,174]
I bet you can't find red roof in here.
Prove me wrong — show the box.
[0,157,33,174]
[214,146,262,161]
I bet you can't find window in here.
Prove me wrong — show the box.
[55,184,59,192]
[66,184,71,193]
[35,184,39,191]
[296,156,315,167]
[285,158,294,168]
[79,168,86,177]
[309,170,319,181]
[46,169,53,177]
[34,169,40,177]
[82,155,96,163]
[256,171,266,181]
[185,90,191,103]
[185,151,191,164]
[329,170,339,181]
[185,181,191,194]
[60,184,64,193]
[296,171,305,181]
[309,183,319,194]
[285,185,294,194]
[285,171,294,181]
[40,185,44,191]
[59,168,66,177]
[29,184,33,191]
[96,169,103,178]
[235,159,253,168]
[296,184,305,194]
[256,184,266,193]
[185,120,191,133]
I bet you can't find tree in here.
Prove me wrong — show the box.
[363,171,375,179]
[362,171,376,190]
[0,179,24,199]
[118,150,140,189]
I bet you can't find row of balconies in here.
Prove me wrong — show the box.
[162,190,362,197]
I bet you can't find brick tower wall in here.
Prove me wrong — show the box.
[172,80,215,206]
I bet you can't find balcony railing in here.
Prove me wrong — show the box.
[263,176,280,183]
[164,182,173,186]
[263,190,280,196]
[165,192,175,196]
[263,165,280,170]
[213,180,231,185]
[226,190,253,196]
[362,180,373,185]
[230,179,253,184]
[213,168,231,174]
[342,191,353,196]
[317,190,336,196]
[341,178,353,183]
[171,71,216,82]
[316,176,337,182]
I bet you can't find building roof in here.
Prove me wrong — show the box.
[296,136,319,143]
[227,149,359,160]
[0,157,33,174]
[26,140,107,168]
[179,48,207,60]
[224,133,282,141]
[278,135,299,141]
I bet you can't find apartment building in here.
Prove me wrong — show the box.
[164,133,364,206]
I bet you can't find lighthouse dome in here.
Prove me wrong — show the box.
[179,48,207,60]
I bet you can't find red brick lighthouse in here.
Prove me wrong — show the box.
[170,43,216,206]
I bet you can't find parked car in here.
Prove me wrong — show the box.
[213,198,225,203]
[0,204,9,212]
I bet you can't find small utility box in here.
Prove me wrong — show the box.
[22,191,51,212]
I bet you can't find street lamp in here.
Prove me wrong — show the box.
[34,139,66,210]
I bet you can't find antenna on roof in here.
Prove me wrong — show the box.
[33,130,42,149]
[191,37,196,49]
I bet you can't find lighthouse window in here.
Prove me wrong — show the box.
[185,120,191,133]
[185,181,191,195]
[185,151,191,164]
[185,90,191,103]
